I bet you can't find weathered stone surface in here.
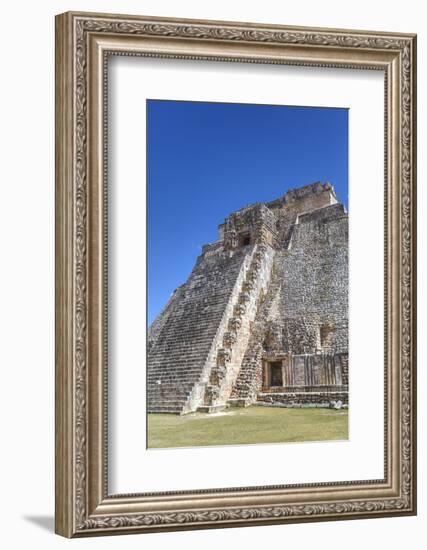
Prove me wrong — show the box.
[148,182,348,414]
[256,391,349,407]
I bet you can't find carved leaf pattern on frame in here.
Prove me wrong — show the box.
[71,17,414,531]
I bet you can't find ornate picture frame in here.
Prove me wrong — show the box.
[55,11,417,537]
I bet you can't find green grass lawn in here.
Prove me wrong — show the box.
[147,406,348,449]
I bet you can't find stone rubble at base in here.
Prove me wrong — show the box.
[148,182,348,414]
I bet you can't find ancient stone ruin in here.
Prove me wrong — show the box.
[148,182,348,414]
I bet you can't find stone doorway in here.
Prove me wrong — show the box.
[269,361,283,387]
[238,232,251,247]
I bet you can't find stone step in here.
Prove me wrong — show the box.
[150,342,213,352]
[147,399,187,409]
[149,355,208,361]
[148,364,206,372]
[148,371,202,377]
[148,389,192,397]
[147,245,254,413]
[148,357,208,365]
[147,368,204,377]
[148,406,183,414]
[150,364,203,374]
[149,390,198,398]
[147,380,195,387]
[147,381,194,390]
[149,353,209,360]
[148,377,202,384]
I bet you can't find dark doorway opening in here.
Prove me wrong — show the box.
[270,361,283,387]
[239,232,251,247]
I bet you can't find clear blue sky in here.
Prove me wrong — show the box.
[147,100,348,324]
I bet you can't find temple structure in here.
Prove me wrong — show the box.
[148,182,348,414]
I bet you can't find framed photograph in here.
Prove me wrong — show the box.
[55,11,417,537]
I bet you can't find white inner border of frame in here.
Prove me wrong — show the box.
[108,57,384,494]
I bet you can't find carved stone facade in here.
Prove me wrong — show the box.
[148,182,348,413]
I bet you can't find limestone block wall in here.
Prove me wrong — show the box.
[278,213,348,354]
[283,182,337,212]
[222,203,277,250]
[230,198,348,406]
[257,391,348,407]
[290,353,347,386]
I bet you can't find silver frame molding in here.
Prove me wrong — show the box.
[55,11,417,537]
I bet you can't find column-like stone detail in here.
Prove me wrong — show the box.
[201,244,275,412]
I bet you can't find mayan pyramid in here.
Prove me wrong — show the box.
[148,182,348,414]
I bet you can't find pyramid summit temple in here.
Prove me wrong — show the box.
[148,182,348,414]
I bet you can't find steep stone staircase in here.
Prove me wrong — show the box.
[148,285,184,352]
[147,246,253,414]
[228,256,283,405]
[200,243,274,412]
